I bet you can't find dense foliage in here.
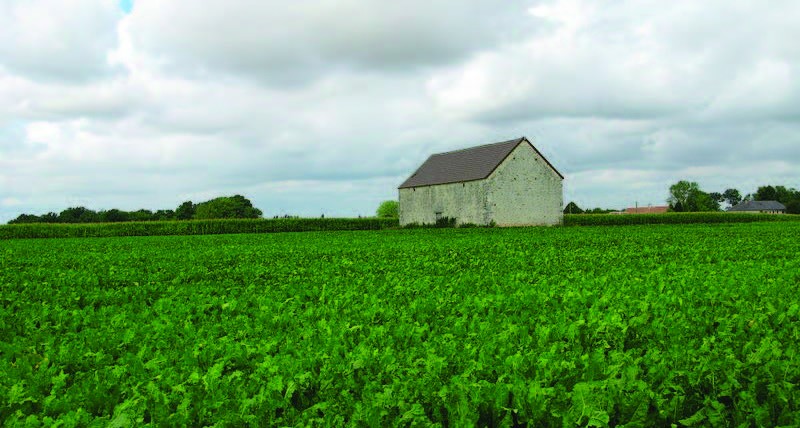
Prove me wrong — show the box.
[2,223,800,426]
[376,201,399,218]
[753,185,800,206]
[667,181,720,212]
[0,218,397,240]
[563,203,618,215]
[7,195,261,224]
[193,196,262,220]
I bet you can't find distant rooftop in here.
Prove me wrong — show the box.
[728,200,786,212]
[625,206,669,214]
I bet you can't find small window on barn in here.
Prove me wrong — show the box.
[435,211,443,221]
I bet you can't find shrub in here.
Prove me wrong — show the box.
[376,201,399,218]
[435,217,457,228]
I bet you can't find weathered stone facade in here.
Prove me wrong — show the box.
[399,140,563,226]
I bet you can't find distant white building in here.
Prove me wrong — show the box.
[398,137,564,226]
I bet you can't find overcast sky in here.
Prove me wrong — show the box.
[1,0,799,222]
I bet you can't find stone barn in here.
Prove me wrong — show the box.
[398,137,564,226]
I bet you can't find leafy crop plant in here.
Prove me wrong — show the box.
[2,223,799,426]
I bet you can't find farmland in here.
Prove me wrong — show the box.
[2,223,800,426]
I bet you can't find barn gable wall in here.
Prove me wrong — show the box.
[485,142,563,226]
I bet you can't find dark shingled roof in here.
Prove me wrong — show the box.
[728,200,786,211]
[398,137,563,189]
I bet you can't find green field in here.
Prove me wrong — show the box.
[2,223,799,426]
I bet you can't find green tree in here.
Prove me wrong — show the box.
[763,185,798,204]
[722,188,742,207]
[58,207,99,223]
[668,181,700,210]
[667,181,719,212]
[8,214,42,224]
[376,200,399,218]
[153,209,175,221]
[786,200,800,214]
[194,195,262,220]
[585,207,617,214]
[99,209,129,223]
[755,185,778,201]
[129,209,155,222]
[39,212,58,223]
[175,201,196,220]
[688,191,720,212]
[752,185,800,206]
[563,202,584,214]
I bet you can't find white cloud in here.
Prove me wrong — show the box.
[429,0,800,123]
[120,0,535,84]
[0,0,123,81]
[1,0,800,223]
[1,197,22,207]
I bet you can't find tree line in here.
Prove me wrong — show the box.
[563,203,618,214]
[8,195,263,224]
[565,183,800,215]
[667,182,800,213]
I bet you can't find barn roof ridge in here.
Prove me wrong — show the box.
[398,136,562,189]
[430,137,525,156]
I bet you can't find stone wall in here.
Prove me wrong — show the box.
[485,143,563,226]
[399,179,489,226]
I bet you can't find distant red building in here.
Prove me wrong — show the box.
[625,206,669,214]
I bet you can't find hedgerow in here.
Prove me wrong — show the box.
[4,213,797,240]
[2,223,800,425]
[0,217,399,240]
[564,212,800,226]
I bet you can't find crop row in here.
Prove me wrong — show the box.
[2,223,799,426]
[3,212,800,240]
[563,212,800,226]
[0,217,398,240]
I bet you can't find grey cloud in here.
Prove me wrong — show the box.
[0,1,123,82]
[430,0,800,125]
[124,0,537,85]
